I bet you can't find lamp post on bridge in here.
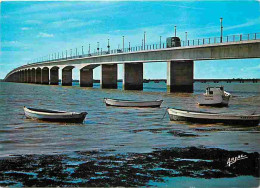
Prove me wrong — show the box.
[144,31,146,50]
[88,44,91,55]
[97,42,99,55]
[107,39,110,53]
[185,32,188,46]
[160,36,162,48]
[174,26,177,37]
[122,36,124,52]
[220,17,223,43]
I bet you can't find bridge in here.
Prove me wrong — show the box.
[4,32,260,92]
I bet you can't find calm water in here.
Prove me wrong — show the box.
[0,81,259,157]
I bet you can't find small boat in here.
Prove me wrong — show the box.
[167,108,260,126]
[24,106,87,123]
[197,86,231,107]
[104,98,163,108]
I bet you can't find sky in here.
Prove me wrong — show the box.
[0,0,260,80]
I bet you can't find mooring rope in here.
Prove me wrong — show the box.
[161,107,169,120]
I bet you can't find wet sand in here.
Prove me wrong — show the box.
[0,147,259,187]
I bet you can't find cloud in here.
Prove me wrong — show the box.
[2,41,21,47]
[21,27,30,31]
[37,32,54,38]
[225,17,260,31]
[242,64,260,71]
[50,19,101,29]
[165,4,204,10]
[25,20,42,25]
[2,15,9,19]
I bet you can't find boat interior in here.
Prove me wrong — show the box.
[105,98,163,102]
[26,107,67,113]
[205,86,225,95]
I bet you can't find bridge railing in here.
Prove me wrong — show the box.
[180,32,260,47]
[31,32,260,65]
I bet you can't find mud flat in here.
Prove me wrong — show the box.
[0,147,259,187]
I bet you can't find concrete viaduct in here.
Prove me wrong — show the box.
[4,39,260,92]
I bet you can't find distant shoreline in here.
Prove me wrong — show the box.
[1,78,259,83]
[71,78,260,83]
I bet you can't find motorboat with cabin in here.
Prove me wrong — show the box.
[197,86,231,107]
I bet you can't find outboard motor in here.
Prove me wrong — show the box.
[166,37,181,48]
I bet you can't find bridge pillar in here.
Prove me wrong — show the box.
[24,70,28,83]
[15,72,19,82]
[31,68,36,83]
[12,73,16,82]
[13,73,16,82]
[18,71,21,82]
[123,63,143,90]
[10,73,14,82]
[7,75,11,82]
[101,64,117,89]
[36,68,41,84]
[16,72,20,82]
[28,69,32,83]
[13,74,16,82]
[20,70,24,82]
[80,67,93,87]
[41,67,49,85]
[167,60,194,93]
[27,69,31,83]
[19,72,22,82]
[19,71,22,82]
[50,67,59,85]
[62,66,74,86]
[9,74,13,82]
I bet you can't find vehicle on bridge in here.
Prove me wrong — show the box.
[166,37,181,48]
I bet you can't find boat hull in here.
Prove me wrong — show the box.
[24,107,87,123]
[104,98,163,108]
[168,108,260,126]
[197,95,230,107]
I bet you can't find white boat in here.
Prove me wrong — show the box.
[197,86,231,107]
[104,98,163,108]
[24,106,87,123]
[167,108,260,126]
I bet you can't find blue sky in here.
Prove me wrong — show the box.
[1,0,260,79]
